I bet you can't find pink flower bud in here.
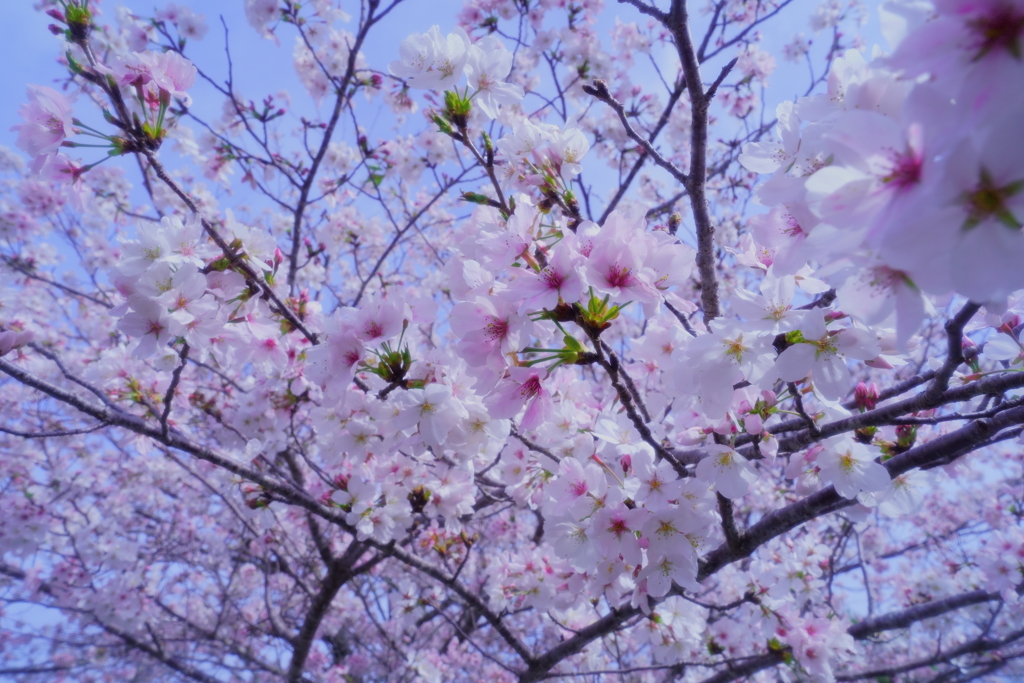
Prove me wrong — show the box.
[274,247,284,265]
[998,314,1021,335]
[620,454,632,474]
[48,24,64,35]
[743,413,763,435]
[46,8,65,21]
[865,355,894,369]
[854,382,879,411]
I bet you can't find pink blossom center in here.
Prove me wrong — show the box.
[569,480,588,496]
[967,5,1024,59]
[882,149,922,190]
[605,264,633,288]
[484,317,509,342]
[516,375,542,400]
[542,268,564,290]
[606,516,630,538]
[783,214,804,237]
[867,266,904,292]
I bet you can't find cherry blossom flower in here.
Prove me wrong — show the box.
[305,330,364,391]
[0,330,33,357]
[631,449,684,511]
[695,444,758,499]
[738,101,801,174]
[640,548,699,597]
[350,293,404,344]
[12,85,76,160]
[593,504,646,566]
[116,295,185,358]
[774,309,881,401]
[36,153,87,209]
[832,259,926,349]
[224,210,277,271]
[872,468,933,517]
[731,273,799,333]
[465,35,523,118]
[546,456,608,520]
[389,26,469,90]
[451,295,530,381]
[549,124,591,181]
[584,222,659,304]
[672,319,775,419]
[149,51,198,105]
[245,0,280,38]
[485,367,553,432]
[817,436,890,499]
[504,234,586,312]
[394,383,466,449]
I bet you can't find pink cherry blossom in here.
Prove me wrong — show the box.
[11,85,76,159]
[695,444,758,499]
[484,367,553,432]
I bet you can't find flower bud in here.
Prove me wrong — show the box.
[896,424,917,449]
[854,382,879,411]
[668,212,682,235]
[743,413,763,435]
[824,310,846,323]
[999,314,1022,335]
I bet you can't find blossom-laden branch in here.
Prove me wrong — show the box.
[3,0,1024,682]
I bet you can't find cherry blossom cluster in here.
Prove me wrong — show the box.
[0,0,1022,681]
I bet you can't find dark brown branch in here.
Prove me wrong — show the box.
[160,343,189,436]
[581,79,689,187]
[286,542,373,682]
[667,0,722,322]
